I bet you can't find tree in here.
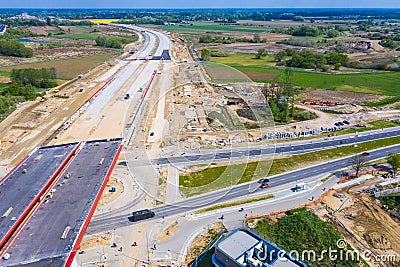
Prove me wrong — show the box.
[334,63,341,70]
[349,153,369,177]
[46,17,52,26]
[253,34,262,43]
[386,152,400,177]
[255,48,267,59]
[379,39,398,50]
[201,49,211,61]
[327,29,340,38]
[274,50,287,62]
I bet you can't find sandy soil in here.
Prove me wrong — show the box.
[186,222,223,264]
[0,63,110,166]
[299,88,386,105]
[98,178,124,206]
[311,178,400,267]
[80,233,111,250]
[158,221,179,242]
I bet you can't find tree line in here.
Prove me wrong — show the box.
[284,49,350,71]
[95,36,132,49]
[272,25,343,38]
[199,34,266,44]
[1,68,57,100]
[0,39,33,58]
[0,68,57,121]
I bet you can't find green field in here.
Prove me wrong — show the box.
[377,193,400,210]
[162,21,267,34]
[209,53,400,96]
[52,33,100,40]
[180,136,400,196]
[329,120,400,136]
[209,53,275,66]
[0,83,8,90]
[0,54,116,79]
[254,208,359,267]
[0,71,10,78]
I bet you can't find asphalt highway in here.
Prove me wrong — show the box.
[87,142,400,234]
[123,126,400,167]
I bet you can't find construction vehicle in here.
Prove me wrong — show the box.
[292,182,307,192]
[132,209,155,222]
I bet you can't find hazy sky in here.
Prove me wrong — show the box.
[2,0,400,9]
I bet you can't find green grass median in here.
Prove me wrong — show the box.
[195,194,274,214]
[180,135,400,196]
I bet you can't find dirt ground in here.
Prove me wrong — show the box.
[157,221,179,242]
[80,233,111,250]
[242,71,278,81]
[312,178,400,267]
[186,222,223,264]
[81,234,111,250]
[98,177,124,206]
[299,88,386,105]
[0,62,110,167]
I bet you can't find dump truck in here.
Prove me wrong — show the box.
[132,209,155,222]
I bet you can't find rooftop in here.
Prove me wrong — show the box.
[218,230,259,260]
[215,228,307,267]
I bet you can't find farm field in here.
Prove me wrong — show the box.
[162,21,268,33]
[52,33,100,40]
[209,53,400,96]
[72,19,120,24]
[0,54,115,79]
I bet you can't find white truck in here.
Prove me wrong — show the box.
[292,182,307,192]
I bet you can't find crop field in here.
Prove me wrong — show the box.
[210,53,276,66]
[52,33,101,40]
[210,53,400,96]
[72,19,120,24]
[0,54,115,79]
[162,21,268,33]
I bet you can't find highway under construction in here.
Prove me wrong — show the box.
[0,138,123,267]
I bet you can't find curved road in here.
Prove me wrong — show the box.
[87,142,400,234]
[122,126,400,167]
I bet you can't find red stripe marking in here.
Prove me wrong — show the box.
[65,142,124,267]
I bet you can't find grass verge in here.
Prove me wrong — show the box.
[328,120,400,136]
[363,96,400,107]
[180,136,400,196]
[195,194,274,214]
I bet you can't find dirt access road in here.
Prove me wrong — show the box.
[0,68,110,168]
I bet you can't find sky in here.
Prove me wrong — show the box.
[1,0,400,9]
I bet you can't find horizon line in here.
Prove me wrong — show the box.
[1,7,400,10]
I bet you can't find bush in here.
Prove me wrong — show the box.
[0,39,33,58]
[95,36,123,49]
